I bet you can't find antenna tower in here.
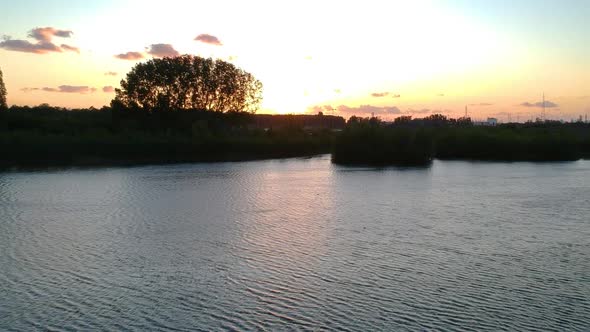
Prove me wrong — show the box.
[542,92,546,121]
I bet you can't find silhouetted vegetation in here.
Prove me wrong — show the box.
[1,55,587,168]
[0,105,342,168]
[0,56,347,168]
[332,116,433,165]
[0,67,7,111]
[113,55,262,113]
[333,114,590,165]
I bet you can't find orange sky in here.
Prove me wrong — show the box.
[1,0,589,122]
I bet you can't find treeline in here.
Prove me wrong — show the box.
[0,105,341,168]
[332,115,590,165]
[2,106,588,168]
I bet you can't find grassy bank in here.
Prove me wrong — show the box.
[0,106,336,168]
[0,130,333,168]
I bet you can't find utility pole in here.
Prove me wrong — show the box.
[542,92,546,122]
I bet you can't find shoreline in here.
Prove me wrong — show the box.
[3,153,587,172]
[0,152,331,172]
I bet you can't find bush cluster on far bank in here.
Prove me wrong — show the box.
[332,115,590,166]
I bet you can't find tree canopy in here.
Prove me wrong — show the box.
[113,55,262,113]
[0,67,7,110]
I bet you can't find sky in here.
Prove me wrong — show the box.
[0,0,589,121]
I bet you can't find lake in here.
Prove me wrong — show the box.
[1,156,588,331]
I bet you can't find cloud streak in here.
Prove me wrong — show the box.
[114,51,144,60]
[146,43,179,58]
[309,105,336,114]
[0,39,73,54]
[520,101,558,108]
[0,39,58,54]
[407,108,432,114]
[310,104,402,117]
[20,87,40,93]
[28,27,73,42]
[22,85,97,94]
[195,34,222,46]
[102,86,115,93]
[371,92,401,98]
[0,27,78,54]
[60,44,79,53]
[339,105,403,115]
[104,71,118,76]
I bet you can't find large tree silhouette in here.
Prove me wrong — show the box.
[113,55,262,113]
[0,67,7,110]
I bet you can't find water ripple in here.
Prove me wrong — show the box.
[1,157,589,331]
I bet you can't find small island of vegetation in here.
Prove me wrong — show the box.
[332,115,590,166]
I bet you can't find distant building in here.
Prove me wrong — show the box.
[474,117,498,126]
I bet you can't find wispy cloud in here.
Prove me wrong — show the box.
[195,34,222,46]
[520,101,558,108]
[114,51,144,60]
[310,104,402,117]
[0,27,78,54]
[407,108,432,114]
[58,85,96,93]
[371,92,401,98]
[146,43,179,58]
[60,44,79,53]
[338,105,403,116]
[102,86,115,93]
[469,103,493,106]
[20,87,40,93]
[104,71,118,76]
[0,39,59,54]
[308,105,336,114]
[28,27,73,42]
[22,85,97,94]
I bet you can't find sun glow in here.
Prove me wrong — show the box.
[1,0,588,119]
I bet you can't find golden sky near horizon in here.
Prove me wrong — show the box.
[1,0,589,121]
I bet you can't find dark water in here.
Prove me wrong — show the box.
[1,156,589,331]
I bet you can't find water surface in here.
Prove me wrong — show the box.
[1,156,589,331]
